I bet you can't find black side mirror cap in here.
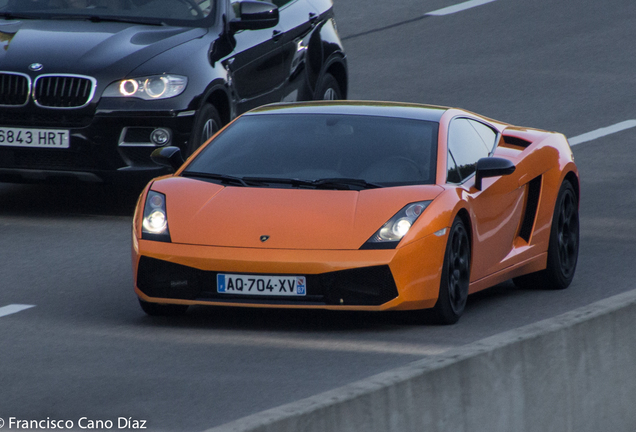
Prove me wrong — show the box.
[474,157,516,190]
[151,146,184,171]
[230,1,279,31]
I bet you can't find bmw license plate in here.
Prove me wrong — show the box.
[217,274,306,296]
[0,127,70,148]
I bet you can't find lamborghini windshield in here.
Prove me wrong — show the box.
[185,113,439,188]
[0,0,215,26]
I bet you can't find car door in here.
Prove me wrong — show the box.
[447,118,526,282]
[275,0,320,102]
[225,0,286,113]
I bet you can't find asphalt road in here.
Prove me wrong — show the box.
[2,0,636,430]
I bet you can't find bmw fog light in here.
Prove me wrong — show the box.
[150,128,171,146]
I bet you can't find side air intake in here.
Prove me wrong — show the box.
[518,176,542,242]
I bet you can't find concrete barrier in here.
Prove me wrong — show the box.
[205,289,636,432]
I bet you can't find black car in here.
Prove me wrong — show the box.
[0,0,347,183]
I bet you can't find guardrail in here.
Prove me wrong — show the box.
[205,288,636,432]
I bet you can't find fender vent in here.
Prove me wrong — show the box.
[519,176,542,242]
[503,135,532,148]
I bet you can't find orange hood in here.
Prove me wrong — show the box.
[152,177,443,250]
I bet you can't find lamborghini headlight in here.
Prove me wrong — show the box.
[103,75,187,100]
[142,191,171,242]
[362,201,431,249]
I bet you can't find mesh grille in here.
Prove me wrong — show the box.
[0,111,92,128]
[34,75,94,108]
[0,73,30,106]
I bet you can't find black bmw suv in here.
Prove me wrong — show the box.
[0,0,347,183]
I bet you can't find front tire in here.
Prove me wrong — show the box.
[187,103,222,156]
[314,73,342,100]
[432,217,471,324]
[514,180,579,290]
[139,299,189,316]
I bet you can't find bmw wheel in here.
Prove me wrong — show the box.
[314,73,342,100]
[188,103,222,156]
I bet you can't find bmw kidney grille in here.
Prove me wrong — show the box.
[0,72,96,109]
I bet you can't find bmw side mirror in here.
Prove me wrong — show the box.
[474,157,516,190]
[230,1,279,31]
[151,146,184,171]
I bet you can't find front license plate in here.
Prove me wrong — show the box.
[217,274,306,296]
[0,127,70,148]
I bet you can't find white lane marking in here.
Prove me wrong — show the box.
[426,0,499,16]
[0,304,35,318]
[568,120,636,146]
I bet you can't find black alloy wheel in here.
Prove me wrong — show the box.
[514,180,579,290]
[139,299,189,316]
[554,183,579,280]
[187,103,222,156]
[314,73,342,100]
[433,217,471,324]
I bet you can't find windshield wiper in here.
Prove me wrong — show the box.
[43,14,165,26]
[182,171,249,187]
[309,178,383,190]
[242,177,315,187]
[244,177,382,190]
[0,12,38,20]
[182,173,383,189]
[85,15,165,26]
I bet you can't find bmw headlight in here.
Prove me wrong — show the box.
[142,191,171,242]
[103,75,187,100]
[361,201,431,249]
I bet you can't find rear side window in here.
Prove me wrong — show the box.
[470,120,498,153]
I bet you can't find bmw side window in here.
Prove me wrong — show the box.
[468,120,498,154]
[270,0,294,7]
[230,0,240,18]
[447,118,489,182]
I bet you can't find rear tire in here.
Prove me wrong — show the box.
[139,299,189,316]
[432,217,471,324]
[514,180,579,290]
[187,103,222,156]
[314,73,342,100]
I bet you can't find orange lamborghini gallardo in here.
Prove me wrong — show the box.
[131,101,579,324]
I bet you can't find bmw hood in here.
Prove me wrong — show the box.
[0,19,207,77]
[152,177,445,250]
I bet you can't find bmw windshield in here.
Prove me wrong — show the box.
[185,113,439,188]
[0,0,215,27]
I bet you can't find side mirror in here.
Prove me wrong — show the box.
[230,1,279,31]
[151,146,184,171]
[474,157,515,190]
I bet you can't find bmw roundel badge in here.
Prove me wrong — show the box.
[29,63,44,71]
[260,235,270,242]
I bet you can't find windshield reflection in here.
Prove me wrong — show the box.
[1,0,215,24]
[185,113,439,188]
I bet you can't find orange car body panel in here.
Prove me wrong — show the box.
[132,102,579,311]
